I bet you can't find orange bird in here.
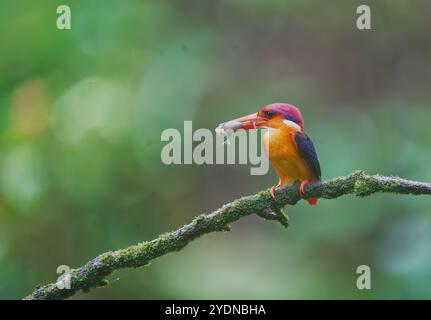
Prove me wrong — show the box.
[221,103,321,205]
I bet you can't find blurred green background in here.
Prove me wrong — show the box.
[1,0,431,299]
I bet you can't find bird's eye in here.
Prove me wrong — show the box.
[264,111,276,119]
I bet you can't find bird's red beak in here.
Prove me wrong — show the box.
[237,113,268,130]
[216,113,268,134]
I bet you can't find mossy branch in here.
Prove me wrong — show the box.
[25,170,431,300]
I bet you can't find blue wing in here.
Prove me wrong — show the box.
[294,133,321,180]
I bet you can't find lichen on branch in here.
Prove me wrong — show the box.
[25,170,431,300]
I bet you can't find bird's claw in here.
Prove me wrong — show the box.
[270,183,282,200]
[299,180,310,197]
[270,187,276,199]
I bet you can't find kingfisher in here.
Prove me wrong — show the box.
[217,103,321,205]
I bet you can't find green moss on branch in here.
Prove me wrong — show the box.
[25,170,431,300]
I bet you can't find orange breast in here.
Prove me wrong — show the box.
[263,127,316,186]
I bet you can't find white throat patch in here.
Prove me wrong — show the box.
[283,119,302,132]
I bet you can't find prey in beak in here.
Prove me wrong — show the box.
[215,113,268,134]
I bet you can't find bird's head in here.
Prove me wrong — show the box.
[256,103,304,131]
[217,103,304,133]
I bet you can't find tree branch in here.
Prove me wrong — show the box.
[25,170,431,300]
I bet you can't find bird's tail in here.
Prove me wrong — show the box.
[307,198,318,206]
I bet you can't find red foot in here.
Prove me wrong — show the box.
[299,180,310,196]
[270,181,282,199]
[299,180,318,206]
